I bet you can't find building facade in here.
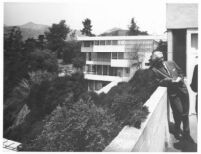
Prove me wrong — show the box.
[166,3,198,84]
[78,36,165,91]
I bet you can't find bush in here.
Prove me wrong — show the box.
[20,93,121,151]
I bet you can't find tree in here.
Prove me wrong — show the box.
[24,38,38,52]
[28,49,58,73]
[127,18,148,36]
[128,18,139,36]
[72,56,85,71]
[81,18,95,36]
[4,27,29,100]
[45,20,70,58]
[62,41,82,64]
[20,93,120,151]
[37,35,46,50]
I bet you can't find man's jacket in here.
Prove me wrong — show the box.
[151,61,188,97]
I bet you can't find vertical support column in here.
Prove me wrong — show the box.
[93,80,95,91]
[167,30,173,61]
[101,65,103,75]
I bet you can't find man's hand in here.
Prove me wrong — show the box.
[159,77,172,86]
[172,77,182,83]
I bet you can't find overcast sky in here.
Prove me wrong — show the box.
[4,0,166,35]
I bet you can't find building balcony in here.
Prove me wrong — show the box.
[111,59,138,67]
[81,45,125,53]
[86,60,111,65]
[84,72,128,82]
[81,47,93,52]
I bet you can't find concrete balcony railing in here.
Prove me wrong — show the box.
[86,60,111,65]
[103,87,170,152]
[81,45,125,53]
[84,73,127,82]
[111,59,138,67]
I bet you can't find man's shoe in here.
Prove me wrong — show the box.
[182,133,195,143]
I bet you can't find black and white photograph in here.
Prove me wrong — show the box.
[2,0,199,152]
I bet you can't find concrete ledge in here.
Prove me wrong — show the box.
[104,87,169,152]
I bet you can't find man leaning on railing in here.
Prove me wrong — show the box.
[149,50,193,142]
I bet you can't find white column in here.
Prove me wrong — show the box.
[167,30,173,61]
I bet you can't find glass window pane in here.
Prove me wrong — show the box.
[100,40,105,45]
[112,52,117,59]
[103,65,108,75]
[95,41,99,45]
[118,52,124,59]
[106,40,111,45]
[84,41,91,47]
[191,33,198,50]
[97,65,102,75]
[112,40,118,45]
[88,52,91,61]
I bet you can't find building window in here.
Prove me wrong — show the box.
[88,52,92,61]
[111,52,118,59]
[191,33,198,50]
[106,40,111,45]
[118,52,124,59]
[83,41,91,47]
[100,40,105,45]
[95,41,99,45]
[103,65,108,75]
[117,68,123,77]
[125,68,130,74]
[112,40,118,45]
[97,65,102,75]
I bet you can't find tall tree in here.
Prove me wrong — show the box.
[4,27,29,100]
[45,20,70,58]
[128,18,139,36]
[81,18,94,36]
[127,18,148,36]
[37,35,46,50]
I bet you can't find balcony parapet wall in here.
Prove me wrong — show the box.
[104,87,170,152]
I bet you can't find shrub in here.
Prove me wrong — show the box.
[20,94,121,151]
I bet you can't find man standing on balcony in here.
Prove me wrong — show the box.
[149,50,192,141]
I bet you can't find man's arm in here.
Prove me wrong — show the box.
[173,61,184,80]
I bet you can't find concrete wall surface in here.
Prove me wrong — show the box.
[104,87,170,152]
[166,3,198,29]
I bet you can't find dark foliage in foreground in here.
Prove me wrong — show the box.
[4,72,87,142]
[19,69,158,151]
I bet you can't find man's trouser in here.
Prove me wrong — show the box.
[169,91,190,134]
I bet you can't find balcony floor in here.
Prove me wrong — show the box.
[166,113,197,152]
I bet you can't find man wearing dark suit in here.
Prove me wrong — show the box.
[150,50,190,140]
[190,64,198,114]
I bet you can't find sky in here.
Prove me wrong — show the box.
[4,0,167,35]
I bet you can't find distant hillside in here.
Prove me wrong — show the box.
[99,27,128,36]
[99,27,148,36]
[4,22,84,41]
[4,22,49,41]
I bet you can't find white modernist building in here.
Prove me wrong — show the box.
[78,36,166,91]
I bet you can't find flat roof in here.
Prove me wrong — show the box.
[77,35,166,41]
[166,3,198,29]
